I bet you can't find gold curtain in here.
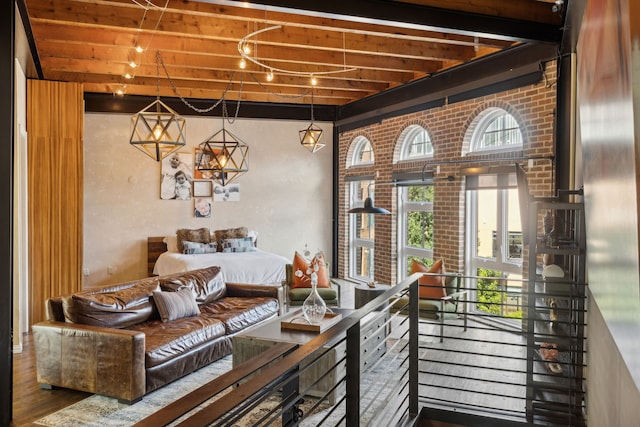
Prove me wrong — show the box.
[27,80,84,327]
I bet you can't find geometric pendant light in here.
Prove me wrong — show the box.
[299,122,325,153]
[196,125,249,186]
[129,98,186,161]
[299,90,325,153]
[129,51,186,161]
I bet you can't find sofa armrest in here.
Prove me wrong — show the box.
[32,321,146,403]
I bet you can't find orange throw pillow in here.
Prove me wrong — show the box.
[291,251,331,289]
[411,259,446,299]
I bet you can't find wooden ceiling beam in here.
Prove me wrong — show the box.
[47,63,388,98]
[34,38,422,84]
[81,82,353,105]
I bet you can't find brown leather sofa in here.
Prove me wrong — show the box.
[32,266,280,403]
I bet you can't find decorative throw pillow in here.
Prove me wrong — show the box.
[411,259,446,299]
[152,287,200,322]
[221,237,256,253]
[214,227,248,252]
[176,228,211,254]
[182,241,218,254]
[291,251,330,289]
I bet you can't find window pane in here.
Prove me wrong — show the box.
[507,189,522,260]
[358,140,373,163]
[406,128,433,158]
[474,268,523,319]
[355,246,374,279]
[476,189,497,259]
[408,185,434,202]
[407,211,433,249]
[356,214,375,239]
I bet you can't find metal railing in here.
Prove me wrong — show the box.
[135,272,586,426]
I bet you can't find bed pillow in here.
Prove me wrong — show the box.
[153,287,200,322]
[411,259,446,299]
[163,235,179,253]
[221,237,256,253]
[214,227,248,252]
[291,251,330,289]
[182,241,218,254]
[176,228,211,254]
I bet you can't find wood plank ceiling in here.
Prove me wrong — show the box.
[22,0,565,107]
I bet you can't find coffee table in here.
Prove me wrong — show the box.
[232,307,387,405]
[232,308,353,404]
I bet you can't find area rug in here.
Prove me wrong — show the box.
[35,355,331,427]
[35,356,234,427]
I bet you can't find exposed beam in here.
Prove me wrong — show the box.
[207,0,563,43]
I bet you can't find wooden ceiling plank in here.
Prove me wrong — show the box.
[31,21,447,74]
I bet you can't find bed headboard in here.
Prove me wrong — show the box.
[147,237,168,276]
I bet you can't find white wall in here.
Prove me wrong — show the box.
[83,113,333,288]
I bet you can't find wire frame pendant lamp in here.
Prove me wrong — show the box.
[196,106,249,186]
[299,90,325,153]
[130,52,186,161]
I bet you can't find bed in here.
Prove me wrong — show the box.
[147,236,290,285]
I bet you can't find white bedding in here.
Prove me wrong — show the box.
[153,248,290,285]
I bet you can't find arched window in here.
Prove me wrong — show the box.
[348,136,374,167]
[399,125,433,160]
[468,108,523,154]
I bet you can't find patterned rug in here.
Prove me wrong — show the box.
[35,356,234,427]
[35,355,330,427]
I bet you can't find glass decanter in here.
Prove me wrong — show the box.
[301,274,326,324]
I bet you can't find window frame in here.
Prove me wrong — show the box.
[349,136,374,167]
[400,125,433,160]
[349,180,375,282]
[397,184,434,280]
[465,173,524,323]
[468,108,523,155]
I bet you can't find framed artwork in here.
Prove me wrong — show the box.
[194,198,212,218]
[213,183,240,202]
[194,148,214,180]
[161,152,193,200]
[193,180,213,198]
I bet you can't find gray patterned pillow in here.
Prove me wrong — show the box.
[182,241,218,254]
[152,287,200,322]
[221,237,256,253]
[214,227,248,252]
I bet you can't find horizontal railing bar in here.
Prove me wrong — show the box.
[173,274,422,426]
[418,381,526,402]
[419,359,529,376]
[418,373,528,392]
[133,341,298,427]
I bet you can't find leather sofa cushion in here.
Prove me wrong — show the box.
[62,277,161,329]
[130,314,226,368]
[200,297,279,334]
[159,266,226,303]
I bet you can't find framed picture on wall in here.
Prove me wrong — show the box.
[194,148,214,180]
[161,152,193,200]
[194,198,212,218]
[193,180,213,198]
[213,182,240,202]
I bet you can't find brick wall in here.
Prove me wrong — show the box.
[337,60,558,285]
